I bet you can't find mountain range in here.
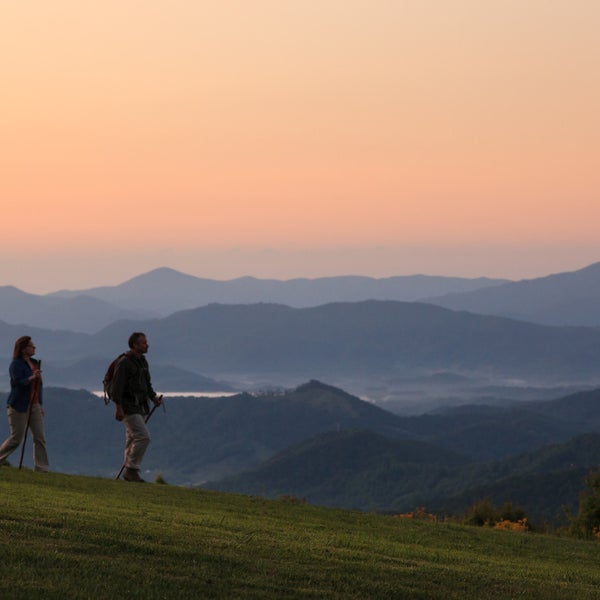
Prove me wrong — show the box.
[4,262,600,524]
[0,268,506,333]
[49,267,507,316]
[2,261,600,335]
[0,285,155,334]
[425,261,600,326]
[2,298,600,394]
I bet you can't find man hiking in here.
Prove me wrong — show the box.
[111,332,163,482]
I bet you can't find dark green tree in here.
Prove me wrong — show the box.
[570,468,600,539]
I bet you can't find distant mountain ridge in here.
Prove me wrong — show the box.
[91,300,600,384]
[48,266,507,316]
[425,260,600,326]
[3,298,600,391]
[44,358,235,393]
[0,268,507,333]
[5,260,600,332]
[0,286,153,333]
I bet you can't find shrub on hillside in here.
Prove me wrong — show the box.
[463,499,528,529]
[394,507,437,521]
[494,518,529,532]
[569,468,600,539]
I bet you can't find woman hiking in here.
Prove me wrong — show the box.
[0,336,49,471]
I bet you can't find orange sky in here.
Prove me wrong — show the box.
[1,1,599,292]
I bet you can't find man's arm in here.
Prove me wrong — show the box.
[143,358,161,405]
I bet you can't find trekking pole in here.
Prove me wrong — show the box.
[18,399,34,470]
[143,400,161,424]
[18,360,41,470]
[115,395,164,480]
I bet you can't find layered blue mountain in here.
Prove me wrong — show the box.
[47,267,505,321]
[91,300,600,384]
[425,261,600,326]
[0,285,153,333]
[47,358,235,393]
[3,298,600,391]
[7,261,600,333]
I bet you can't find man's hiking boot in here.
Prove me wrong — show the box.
[123,468,145,483]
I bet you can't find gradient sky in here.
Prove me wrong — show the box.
[2,1,599,293]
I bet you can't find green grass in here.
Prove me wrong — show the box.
[1,469,599,599]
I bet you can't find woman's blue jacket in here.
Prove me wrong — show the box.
[6,358,43,413]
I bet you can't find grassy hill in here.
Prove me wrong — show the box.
[2,469,600,599]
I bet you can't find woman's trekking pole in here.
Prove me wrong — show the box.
[18,399,34,470]
[115,397,164,480]
[19,359,41,470]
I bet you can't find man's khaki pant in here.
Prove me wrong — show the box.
[122,413,150,471]
[0,405,49,471]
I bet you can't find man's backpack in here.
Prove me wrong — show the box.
[102,353,128,405]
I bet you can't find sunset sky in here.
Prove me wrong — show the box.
[2,1,599,293]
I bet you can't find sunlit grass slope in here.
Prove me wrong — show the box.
[1,469,599,599]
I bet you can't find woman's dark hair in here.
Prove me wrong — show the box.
[13,336,32,360]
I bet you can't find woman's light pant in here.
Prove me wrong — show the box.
[0,404,49,471]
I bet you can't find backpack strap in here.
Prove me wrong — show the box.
[102,352,129,405]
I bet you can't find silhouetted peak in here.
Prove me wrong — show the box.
[295,380,347,395]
